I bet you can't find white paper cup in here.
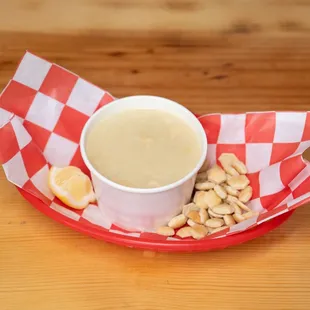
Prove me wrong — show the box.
[80,95,207,231]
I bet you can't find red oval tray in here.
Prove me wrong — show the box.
[18,188,293,252]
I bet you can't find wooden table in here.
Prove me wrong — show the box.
[1,32,310,310]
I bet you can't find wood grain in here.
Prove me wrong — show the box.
[0,32,310,310]
[2,0,310,35]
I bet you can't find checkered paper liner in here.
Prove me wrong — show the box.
[0,52,310,242]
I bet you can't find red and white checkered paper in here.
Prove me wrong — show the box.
[0,52,309,241]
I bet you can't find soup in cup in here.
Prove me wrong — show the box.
[80,96,207,231]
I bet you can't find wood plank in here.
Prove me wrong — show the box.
[1,0,310,35]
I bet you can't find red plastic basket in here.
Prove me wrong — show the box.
[18,187,294,252]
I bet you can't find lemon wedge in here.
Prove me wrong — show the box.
[48,166,96,209]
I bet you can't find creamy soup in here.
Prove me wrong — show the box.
[85,109,201,188]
